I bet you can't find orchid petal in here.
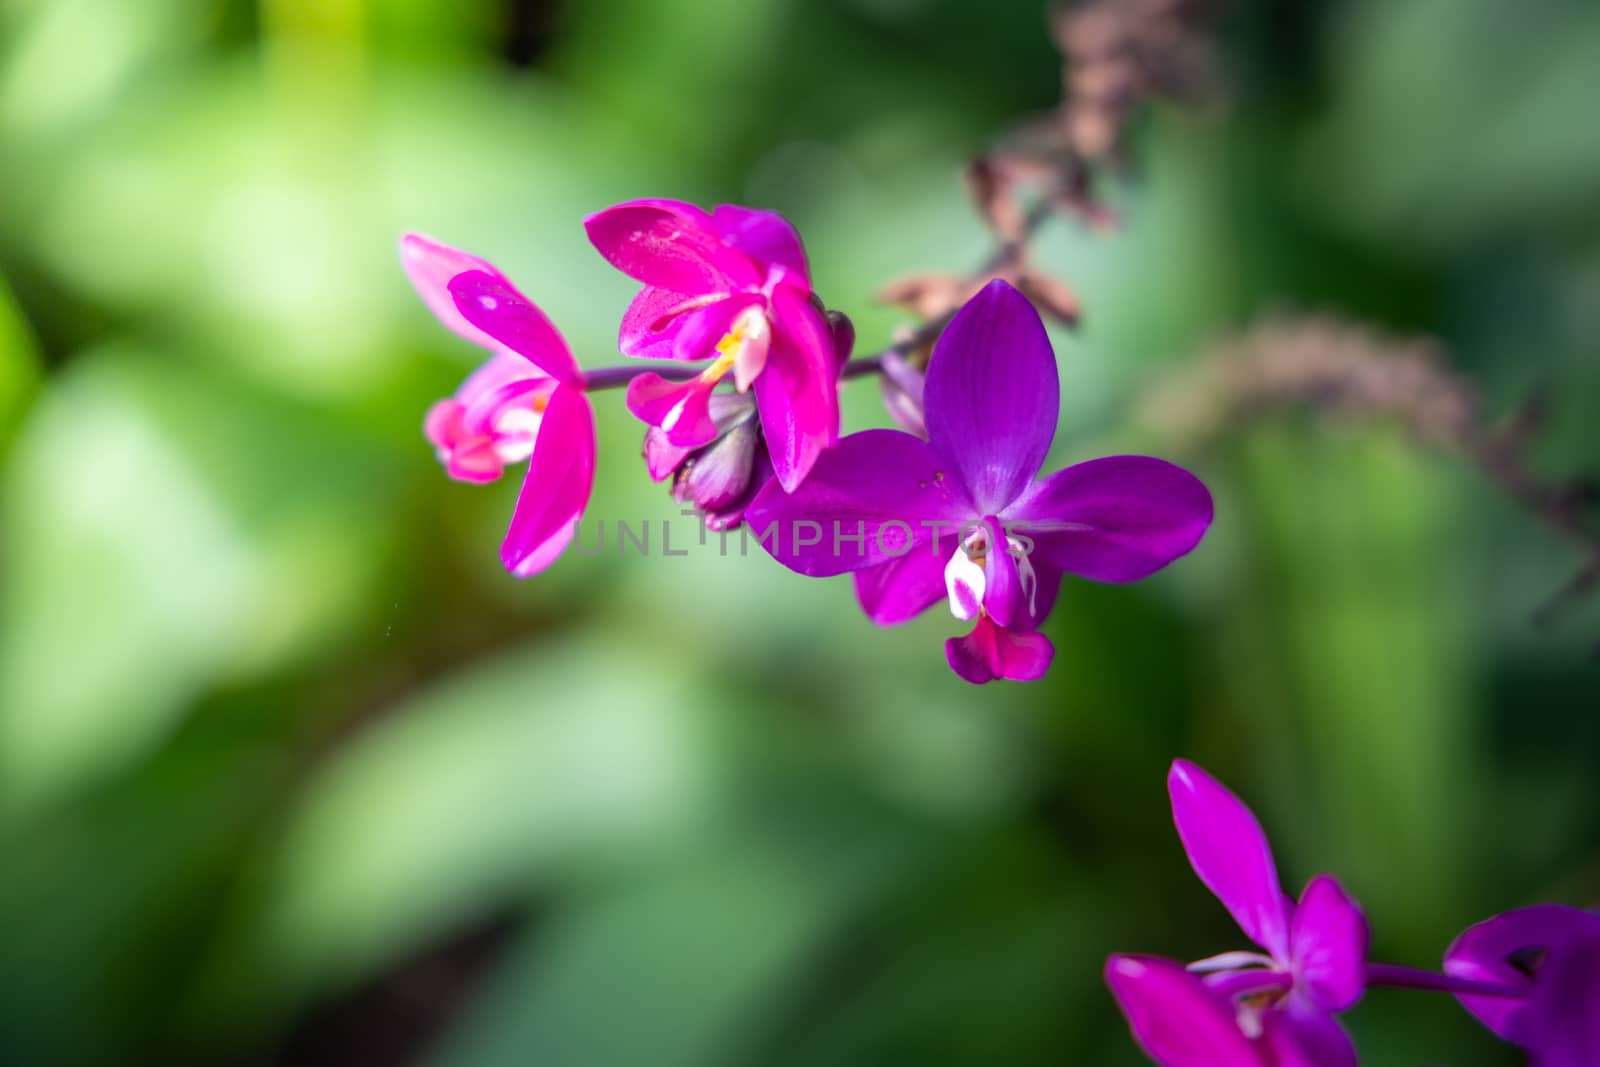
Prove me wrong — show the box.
[704,449,773,533]
[944,615,1054,685]
[754,286,840,492]
[744,429,969,576]
[1516,932,1600,1066]
[1275,999,1358,1067]
[980,515,1026,628]
[619,285,701,360]
[1004,456,1213,582]
[642,426,692,482]
[854,551,948,626]
[399,233,507,352]
[712,203,810,286]
[1445,904,1600,1041]
[625,373,720,449]
[1104,955,1267,1067]
[452,352,553,429]
[674,295,759,363]
[584,199,759,294]
[673,416,758,512]
[447,270,583,385]
[501,385,594,577]
[1289,876,1369,1012]
[924,280,1059,513]
[1168,760,1293,961]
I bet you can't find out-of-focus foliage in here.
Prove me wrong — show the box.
[0,1,1595,1065]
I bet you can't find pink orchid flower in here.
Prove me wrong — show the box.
[401,233,596,577]
[584,199,839,492]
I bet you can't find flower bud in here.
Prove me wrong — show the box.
[879,349,928,439]
[643,392,773,528]
[826,309,855,374]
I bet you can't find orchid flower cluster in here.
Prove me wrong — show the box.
[402,203,1595,1061]
[403,199,1212,684]
[1106,760,1600,1066]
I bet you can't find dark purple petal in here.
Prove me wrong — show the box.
[625,373,720,449]
[1168,760,1293,961]
[744,428,969,576]
[1516,932,1600,1066]
[1104,955,1267,1067]
[447,270,583,386]
[923,279,1059,513]
[1003,456,1213,583]
[1445,904,1600,1041]
[754,286,840,492]
[712,204,810,287]
[944,615,1054,684]
[1290,875,1369,1012]
[501,385,594,577]
[853,551,948,626]
[584,199,759,294]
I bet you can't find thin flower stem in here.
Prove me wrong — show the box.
[581,364,699,391]
[1364,962,1527,999]
[838,196,1060,379]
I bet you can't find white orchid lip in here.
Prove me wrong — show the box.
[944,530,988,620]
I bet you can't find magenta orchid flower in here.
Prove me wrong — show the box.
[402,233,596,577]
[584,198,839,491]
[1106,760,1370,1067]
[1105,956,1329,1067]
[1446,905,1600,1065]
[744,279,1212,684]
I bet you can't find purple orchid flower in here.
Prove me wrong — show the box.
[1106,760,1370,1067]
[402,234,596,577]
[1105,956,1328,1067]
[1446,905,1600,1065]
[584,198,840,492]
[743,279,1212,684]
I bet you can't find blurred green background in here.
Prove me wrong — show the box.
[1,0,1597,1063]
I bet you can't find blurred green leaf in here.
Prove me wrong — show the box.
[0,270,39,450]
[186,636,716,1038]
[427,794,930,1067]
[0,344,395,814]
